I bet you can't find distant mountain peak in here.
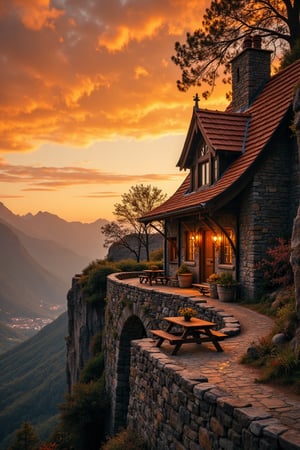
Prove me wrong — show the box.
[0,201,108,260]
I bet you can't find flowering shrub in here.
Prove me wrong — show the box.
[39,444,57,450]
[256,238,293,288]
[178,307,197,318]
[207,273,221,283]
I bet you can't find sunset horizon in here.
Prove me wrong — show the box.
[1,1,229,222]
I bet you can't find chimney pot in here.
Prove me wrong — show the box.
[243,36,252,49]
[253,35,262,49]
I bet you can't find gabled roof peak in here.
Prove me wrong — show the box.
[140,59,300,223]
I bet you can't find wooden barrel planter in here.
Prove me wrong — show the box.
[217,285,237,302]
[208,282,218,298]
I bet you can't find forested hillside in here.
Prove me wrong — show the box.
[0,322,27,354]
[0,312,68,449]
[0,222,67,321]
[0,202,108,353]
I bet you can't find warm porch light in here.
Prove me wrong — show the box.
[191,233,201,247]
[212,235,222,249]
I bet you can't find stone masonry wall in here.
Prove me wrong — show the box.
[105,274,240,434]
[128,339,296,450]
[68,273,298,448]
[231,47,271,112]
[239,130,298,300]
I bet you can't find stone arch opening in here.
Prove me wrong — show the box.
[114,314,146,432]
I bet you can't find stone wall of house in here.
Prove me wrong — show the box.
[128,339,295,450]
[239,129,299,299]
[165,213,238,284]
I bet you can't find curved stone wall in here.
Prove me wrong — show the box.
[128,339,293,450]
[105,273,240,434]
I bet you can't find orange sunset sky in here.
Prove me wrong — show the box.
[0,0,228,222]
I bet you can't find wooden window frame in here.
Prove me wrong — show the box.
[185,231,195,261]
[168,237,178,262]
[220,229,234,265]
[190,139,219,190]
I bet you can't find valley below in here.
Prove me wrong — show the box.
[0,202,108,352]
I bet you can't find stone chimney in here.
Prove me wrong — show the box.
[231,36,272,112]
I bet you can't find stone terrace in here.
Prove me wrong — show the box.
[124,277,300,446]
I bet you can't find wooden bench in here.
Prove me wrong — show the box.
[154,276,169,285]
[139,274,149,283]
[196,329,227,352]
[209,330,227,340]
[150,329,184,344]
[150,328,227,355]
[192,283,210,295]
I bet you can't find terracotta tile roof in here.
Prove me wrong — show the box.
[141,59,300,222]
[177,110,250,169]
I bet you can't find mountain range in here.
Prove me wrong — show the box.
[0,204,110,446]
[0,202,108,353]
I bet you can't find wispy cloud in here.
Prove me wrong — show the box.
[81,192,122,199]
[0,158,183,191]
[0,0,211,153]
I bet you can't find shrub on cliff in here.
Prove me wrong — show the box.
[58,375,109,450]
[79,260,119,305]
[80,333,104,384]
[102,428,146,450]
[9,421,39,450]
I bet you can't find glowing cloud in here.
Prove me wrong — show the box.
[0,0,214,154]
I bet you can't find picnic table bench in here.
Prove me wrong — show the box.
[139,270,169,285]
[150,316,227,355]
[192,283,210,295]
[139,273,150,283]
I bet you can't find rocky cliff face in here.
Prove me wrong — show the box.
[66,275,103,391]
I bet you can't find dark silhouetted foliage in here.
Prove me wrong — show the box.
[172,0,300,96]
[9,421,39,450]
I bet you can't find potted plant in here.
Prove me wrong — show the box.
[216,272,239,302]
[178,307,197,321]
[176,264,193,288]
[207,273,220,298]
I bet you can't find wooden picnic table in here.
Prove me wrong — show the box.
[150,316,226,355]
[192,283,210,296]
[139,269,167,286]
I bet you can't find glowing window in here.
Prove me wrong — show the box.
[185,232,195,261]
[220,229,235,264]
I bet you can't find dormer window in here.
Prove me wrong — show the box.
[200,142,208,157]
[190,138,218,191]
[198,161,209,187]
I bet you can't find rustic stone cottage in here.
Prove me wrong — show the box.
[140,38,300,300]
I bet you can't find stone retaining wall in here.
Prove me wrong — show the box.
[128,339,295,450]
[105,273,240,434]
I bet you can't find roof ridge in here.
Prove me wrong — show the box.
[140,59,300,223]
